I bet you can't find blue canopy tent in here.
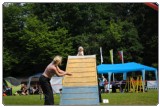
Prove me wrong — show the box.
[97,62,157,92]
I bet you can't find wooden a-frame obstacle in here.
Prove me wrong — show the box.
[135,76,144,92]
[60,55,99,105]
[124,75,144,93]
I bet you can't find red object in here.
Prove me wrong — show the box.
[3,93,7,96]
[144,3,158,11]
[118,51,122,61]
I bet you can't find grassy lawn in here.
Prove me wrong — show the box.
[3,90,158,106]
[101,90,158,105]
[3,94,61,105]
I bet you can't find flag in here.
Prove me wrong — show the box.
[109,49,114,64]
[118,50,124,63]
[100,47,103,64]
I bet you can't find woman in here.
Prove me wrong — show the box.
[39,55,72,105]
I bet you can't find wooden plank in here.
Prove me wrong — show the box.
[65,72,96,77]
[64,77,96,83]
[66,67,96,72]
[61,86,98,93]
[68,58,95,63]
[67,62,95,68]
[67,70,96,73]
[68,55,96,59]
[60,98,99,105]
[63,82,98,87]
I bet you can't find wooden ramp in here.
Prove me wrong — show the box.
[60,55,99,105]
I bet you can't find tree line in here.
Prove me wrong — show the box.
[3,3,158,77]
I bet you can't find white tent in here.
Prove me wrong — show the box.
[50,76,63,94]
[27,73,63,94]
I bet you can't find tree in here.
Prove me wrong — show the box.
[106,3,158,66]
[3,3,74,76]
[3,3,26,77]
[3,3,158,77]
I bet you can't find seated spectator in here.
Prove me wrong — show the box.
[21,84,28,95]
[3,85,7,95]
[33,85,39,94]
[14,84,28,95]
[3,85,12,96]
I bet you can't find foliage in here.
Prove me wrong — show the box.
[3,3,158,77]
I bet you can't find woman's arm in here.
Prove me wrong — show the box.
[56,66,72,76]
[56,66,65,73]
[53,66,72,76]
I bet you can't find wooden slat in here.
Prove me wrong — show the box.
[68,58,95,63]
[67,62,95,68]
[60,98,99,105]
[66,67,96,72]
[61,86,98,93]
[63,83,98,87]
[64,76,96,83]
[65,76,95,78]
[65,72,96,77]
[68,70,96,73]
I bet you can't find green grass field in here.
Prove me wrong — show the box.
[3,90,158,106]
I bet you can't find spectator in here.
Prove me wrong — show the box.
[14,84,28,95]
[102,75,106,82]
[119,80,124,93]
[33,85,39,94]
[112,81,116,93]
[3,85,12,96]
[21,84,28,95]
[99,77,104,93]
[104,79,108,93]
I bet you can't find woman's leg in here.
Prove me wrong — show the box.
[39,75,54,105]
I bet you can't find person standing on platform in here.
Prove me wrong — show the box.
[77,46,84,56]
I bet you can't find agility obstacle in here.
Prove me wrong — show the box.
[124,76,144,93]
[60,55,99,105]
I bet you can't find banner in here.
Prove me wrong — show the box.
[118,50,124,63]
[100,47,103,64]
[110,49,113,64]
[50,76,63,94]
[147,81,158,89]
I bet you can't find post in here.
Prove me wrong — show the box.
[142,70,145,92]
